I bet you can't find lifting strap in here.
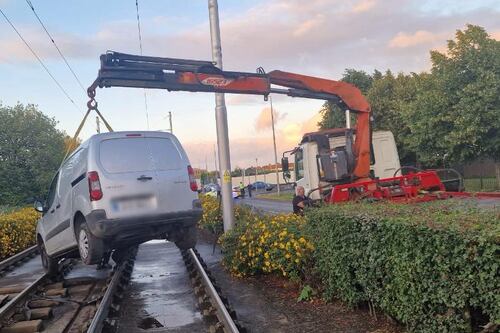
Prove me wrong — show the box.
[62,93,113,161]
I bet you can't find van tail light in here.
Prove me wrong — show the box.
[88,171,103,201]
[187,166,198,192]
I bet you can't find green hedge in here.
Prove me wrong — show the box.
[305,201,499,332]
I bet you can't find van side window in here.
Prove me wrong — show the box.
[46,172,59,209]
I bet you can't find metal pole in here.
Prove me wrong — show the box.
[169,111,173,133]
[255,158,258,183]
[269,96,280,195]
[208,0,234,231]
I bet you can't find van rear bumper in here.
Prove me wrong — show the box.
[85,208,202,241]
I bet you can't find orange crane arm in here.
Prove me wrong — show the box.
[89,51,372,179]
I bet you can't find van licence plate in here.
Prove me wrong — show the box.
[112,196,157,212]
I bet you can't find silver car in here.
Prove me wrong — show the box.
[35,131,202,275]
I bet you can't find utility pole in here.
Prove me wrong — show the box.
[269,96,280,195]
[208,0,234,231]
[255,158,258,183]
[168,111,173,133]
[96,116,100,133]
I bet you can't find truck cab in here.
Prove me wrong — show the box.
[292,129,400,200]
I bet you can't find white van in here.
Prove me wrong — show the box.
[35,131,202,274]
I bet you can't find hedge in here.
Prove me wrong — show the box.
[0,207,39,260]
[305,201,499,332]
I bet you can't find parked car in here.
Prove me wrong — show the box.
[251,181,274,191]
[34,131,202,275]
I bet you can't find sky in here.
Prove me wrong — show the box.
[0,0,499,170]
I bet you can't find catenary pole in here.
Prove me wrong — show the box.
[269,96,280,195]
[208,0,234,231]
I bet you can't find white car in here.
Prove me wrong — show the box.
[34,131,202,275]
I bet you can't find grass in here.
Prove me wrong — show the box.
[463,177,498,192]
[256,192,294,201]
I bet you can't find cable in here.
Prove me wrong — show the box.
[0,7,83,114]
[135,0,150,130]
[25,0,86,94]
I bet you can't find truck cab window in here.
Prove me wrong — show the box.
[295,148,304,180]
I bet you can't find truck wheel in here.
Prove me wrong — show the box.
[175,225,197,250]
[38,238,59,277]
[77,221,104,265]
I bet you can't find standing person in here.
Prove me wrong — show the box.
[239,181,245,198]
[292,186,310,215]
[247,183,253,198]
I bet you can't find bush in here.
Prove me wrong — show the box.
[220,212,313,279]
[0,207,40,260]
[305,200,499,332]
[198,194,256,234]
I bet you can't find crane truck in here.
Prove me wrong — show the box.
[85,51,497,204]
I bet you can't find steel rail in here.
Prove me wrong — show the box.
[0,273,48,320]
[0,245,38,273]
[188,248,239,333]
[86,260,128,333]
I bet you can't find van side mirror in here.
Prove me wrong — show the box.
[33,200,45,213]
[281,157,289,173]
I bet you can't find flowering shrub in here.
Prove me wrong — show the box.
[198,194,255,234]
[220,212,313,279]
[0,207,39,260]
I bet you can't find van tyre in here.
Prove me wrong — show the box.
[175,225,197,250]
[77,221,104,265]
[38,238,58,277]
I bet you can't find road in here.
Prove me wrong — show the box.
[237,197,292,214]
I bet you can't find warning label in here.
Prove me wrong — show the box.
[223,170,231,184]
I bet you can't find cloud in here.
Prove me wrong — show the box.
[184,111,322,168]
[255,107,286,131]
[352,0,377,13]
[388,30,445,48]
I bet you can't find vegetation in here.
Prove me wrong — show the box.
[306,201,499,332]
[0,103,67,206]
[0,207,40,260]
[318,25,500,182]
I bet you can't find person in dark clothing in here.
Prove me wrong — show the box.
[292,186,310,215]
[247,183,253,198]
[239,181,245,198]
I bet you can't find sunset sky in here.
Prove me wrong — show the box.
[1,0,499,169]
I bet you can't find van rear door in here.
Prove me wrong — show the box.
[97,135,161,219]
[145,133,193,213]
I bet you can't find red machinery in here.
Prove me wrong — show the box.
[88,51,497,204]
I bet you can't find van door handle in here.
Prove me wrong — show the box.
[50,208,55,213]
[137,175,153,181]
[56,204,61,209]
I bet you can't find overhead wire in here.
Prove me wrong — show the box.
[0,7,83,115]
[135,0,150,130]
[25,0,87,94]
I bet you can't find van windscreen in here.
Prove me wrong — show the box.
[99,137,182,173]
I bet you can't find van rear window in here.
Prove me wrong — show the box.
[99,137,182,173]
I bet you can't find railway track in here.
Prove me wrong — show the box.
[0,244,243,333]
[0,246,39,276]
[0,249,135,333]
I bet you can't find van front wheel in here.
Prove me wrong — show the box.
[38,238,59,277]
[77,221,104,265]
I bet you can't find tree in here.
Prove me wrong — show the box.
[0,103,66,205]
[318,69,375,129]
[406,25,500,181]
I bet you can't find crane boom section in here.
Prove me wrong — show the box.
[89,51,371,178]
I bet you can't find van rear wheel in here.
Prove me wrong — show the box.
[38,238,58,277]
[175,225,197,250]
[77,221,104,265]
